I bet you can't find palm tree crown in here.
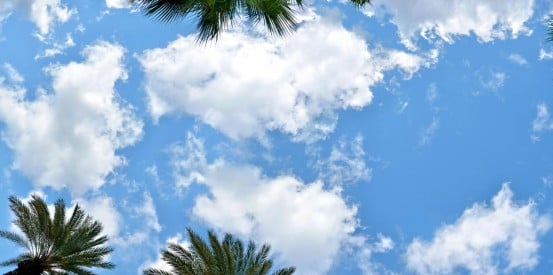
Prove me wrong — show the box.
[134,0,372,42]
[144,228,295,275]
[0,195,114,275]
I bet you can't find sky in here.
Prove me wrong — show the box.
[0,0,553,274]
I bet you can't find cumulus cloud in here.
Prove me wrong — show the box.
[406,184,552,274]
[138,13,434,142]
[170,132,371,274]
[372,0,534,48]
[192,161,359,274]
[0,42,143,195]
[0,0,74,36]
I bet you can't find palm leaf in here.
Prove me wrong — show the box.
[143,269,174,275]
[547,15,553,42]
[145,228,294,275]
[0,230,28,249]
[0,253,32,267]
[0,195,114,274]
[136,0,372,42]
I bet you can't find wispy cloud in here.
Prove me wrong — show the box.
[531,103,553,142]
[539,48,553,60]
[426,83,438,103]
[481,71,508,91]
[35,33,76,59]
[508,53,528,66]
[419,117,440,146]
[311,135,371,186]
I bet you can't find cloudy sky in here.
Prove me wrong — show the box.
[1,0,553,274]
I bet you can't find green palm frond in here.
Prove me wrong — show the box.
[144,228,295,275]
[144,269,174,275]
[0,230,28,249]
[274,267,296,275]
[0,253,32,267]
[547,15,553,42]
[135,0,371,42]
[0,195,114,274]
[188,228,217,272]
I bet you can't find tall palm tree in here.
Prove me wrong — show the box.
[0,195,114,275]
[144,228,295,275]
[134,0,372,42]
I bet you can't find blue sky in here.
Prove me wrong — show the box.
[1,0,553,274]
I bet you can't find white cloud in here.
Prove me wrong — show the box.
[135,192,162,233]
[312,135,371,186]
[0,0,74,35]
[396,101,409,114]
[170,132,208,188]
[372,0,534,48]
[106,0,131,9]
[539,48,553,60]
[373,233,394,253]
[170,132,369,274]
[427,83,437,103]
[0,42,143,195]
[480,71,508,91]
[192,161,359,274]
[34,33,75,59]
[531,103,553,141]
[508,53,528,66]
[406,184,552,275]
[138,13,434,142]
[1,63,24,84]
[419,117,439,146]
[74,195,121,238]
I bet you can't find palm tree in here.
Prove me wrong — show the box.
[134,0,372,42]
[0,195,114,275]
[547,15,553,42]
[143,228,295,275]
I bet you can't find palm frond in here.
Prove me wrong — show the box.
[274,267,296,275]
[0,253,32,267]
[348,0,371,7]
[8,196,39,254]
[0,230,29,249]
[163,243,197,274]
[547,15,553,42]
[1,195,114,274]
[143,269,174,275]
[136,0,372,42]
[187,227,217,271]
[145,228,295,275]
